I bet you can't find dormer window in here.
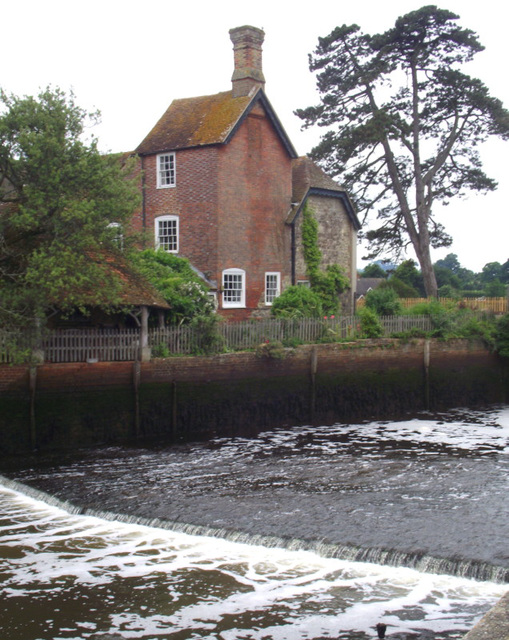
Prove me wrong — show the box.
[157,152,176,188]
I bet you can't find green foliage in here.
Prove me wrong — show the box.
[495,314,509,358]
[133,249,214,325]
[189,314,224,355]
[484,279,507,297]
[379,277,419,298]
[255,340,286,360]
[365,287,403,316]
[301,203,321,276]
[0,87,140,327]
[151,342,171,358]
[271,285,323,318]
[361,263,387,278]
[390,260,425,296]
[300,203,349,315]
[296,7,509,297]
[311,264,350,315]
[357,307,383,338]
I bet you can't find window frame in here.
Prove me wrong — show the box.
[222,268,246,309]
[265,271,281,306]
[156,152,176,189]
[155,215,179,253]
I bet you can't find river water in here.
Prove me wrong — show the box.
[1,405,508,639]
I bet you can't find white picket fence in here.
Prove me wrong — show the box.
[0,315,433,363]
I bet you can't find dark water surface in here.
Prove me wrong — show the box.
[1,405,508,639]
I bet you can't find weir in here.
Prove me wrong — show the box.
[2,405,508,586]
[1,474,507,585]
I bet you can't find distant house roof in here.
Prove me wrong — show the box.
[288,156,361,231]
[356,278,385,297]
[136,89,297,158]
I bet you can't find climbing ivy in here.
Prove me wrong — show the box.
[301,203,349,315]
[302,203,322,278]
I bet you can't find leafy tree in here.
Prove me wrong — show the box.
[381,276,419,298]
[364,287,403,315]
[271,285,323,318]
[390,260,425,296]
[434,265,462,291]
[484,279,507,297]
[0,87,139,327]
[480,261,504,284]
[133,249,214,325]
[361,263,387,278]
[296,6,509,298]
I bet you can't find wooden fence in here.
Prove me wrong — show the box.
[357,297,508,313]
[0,315,435,364]
[150,315,432,354]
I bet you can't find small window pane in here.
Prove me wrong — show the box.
[158,153,175,187]
[156,217,178,252]
[265,272,280,304]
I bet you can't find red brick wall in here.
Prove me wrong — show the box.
[137,147,220,278]
[217,104,293,317]
[0,340,500,393]
[137,102,293,319]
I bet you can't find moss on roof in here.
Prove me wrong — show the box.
[136,91,253,155]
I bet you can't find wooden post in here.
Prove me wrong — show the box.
[171,381,177,439]
[133,361,141,439]
[140,305,151,362]
[424,339,430,410]
[29,365,37,449]
[310,346,318,423]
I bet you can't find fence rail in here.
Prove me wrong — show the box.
[0,313,470,364]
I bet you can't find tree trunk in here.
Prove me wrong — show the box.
[415,244,438,298]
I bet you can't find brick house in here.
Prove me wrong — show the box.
[133,26,360,319]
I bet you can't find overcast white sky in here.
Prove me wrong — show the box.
[3,0,508,273]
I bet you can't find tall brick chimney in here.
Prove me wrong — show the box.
[229,25,266,98]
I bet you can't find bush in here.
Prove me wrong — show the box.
[365,287,403,316]
[357,307,383,338]
[255,340,286,360]
[271,285,323,318]
[151,343,171,358]
[495,313,509,357]
[189,315,224,355]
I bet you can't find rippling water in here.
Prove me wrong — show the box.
[1,405,508,639]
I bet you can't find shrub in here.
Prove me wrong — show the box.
[151,343,171,358]
[255,340,286,360]
[357,307,383,338]
[495,313,509,357]
[365,287,403,316]
[271,285,323,318]
[189,315,224,355]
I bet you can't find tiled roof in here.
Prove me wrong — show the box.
[136,91,253,155]
[288,156,361,230]
[356,278,385,296]
[136,89,297,158]
[292,156,347,204]
[97,252,170,310]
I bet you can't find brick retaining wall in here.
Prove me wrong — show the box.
[0,339,507,453]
